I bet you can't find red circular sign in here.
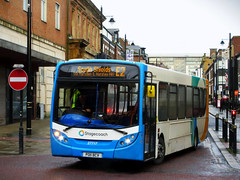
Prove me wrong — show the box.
[8,69,28,91]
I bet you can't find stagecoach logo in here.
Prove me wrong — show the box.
[79,130,108,137]
[79,130,84,136]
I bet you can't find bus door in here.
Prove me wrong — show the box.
[143,83,156,161]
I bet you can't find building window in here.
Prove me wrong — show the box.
[41,0,47,22]
[40,67,45,84]
[77,14,81,38]
[55,3,60,30]
[23,0,28,12]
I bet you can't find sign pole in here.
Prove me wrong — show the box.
[19,90,24,154]
[8,67,28,154]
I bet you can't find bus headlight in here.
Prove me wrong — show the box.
[52,129,69,144]
[117,133,138,148]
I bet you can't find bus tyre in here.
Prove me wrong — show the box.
[193,129,198,150]
[154,137,165,164]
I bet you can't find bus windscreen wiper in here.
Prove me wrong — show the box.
[63,122,88,132]
[63,121,128,135]
[112,128,128,135]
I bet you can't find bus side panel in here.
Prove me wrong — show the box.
[114,132,144,161]
[169,120,192,153]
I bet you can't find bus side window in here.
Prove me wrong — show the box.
[178,85,186,119]
[193,88,200,117]
[159,82,168,121]
[186,86,193,118]
[169,84,177,120]
[199,88,204,116]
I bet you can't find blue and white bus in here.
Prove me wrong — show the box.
[51,59,209,163]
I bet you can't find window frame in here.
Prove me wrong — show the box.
[23,0,28,12]
[55,2,60,30]
[41,0,47,22]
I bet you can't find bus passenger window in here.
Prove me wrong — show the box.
[159,82,168,121]
[203,89,207,115]
[193,88,200,117]
[186,87,193,118]
[169,84,177,120]
[178,85,186,119]
[199,88,204,116]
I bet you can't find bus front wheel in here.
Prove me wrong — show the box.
[154,137,165,164]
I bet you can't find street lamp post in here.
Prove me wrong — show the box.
[95,7,115,59]
[26,0,32,135]
[215,51,219,108]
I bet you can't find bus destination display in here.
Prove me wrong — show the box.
[58,63,139,80]
[73,65,126,77]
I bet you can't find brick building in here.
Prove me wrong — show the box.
[231,36,240,56]
[0,0,66,124]
[0,0,136,124]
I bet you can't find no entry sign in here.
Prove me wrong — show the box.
[8,68,28,91]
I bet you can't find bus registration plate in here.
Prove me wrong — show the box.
[83,152,102,158]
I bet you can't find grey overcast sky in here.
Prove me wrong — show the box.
[91,0,240,55]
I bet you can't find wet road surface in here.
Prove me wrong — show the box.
[0,138,239,180]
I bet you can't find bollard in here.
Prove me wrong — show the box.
[224,119,228,142]
[222,118,228,142]
[222,118,225,140]
[215,114,219,131]
[229,123,237,154]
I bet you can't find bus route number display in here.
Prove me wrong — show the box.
[73,66,126,77]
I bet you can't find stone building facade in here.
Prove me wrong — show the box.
[67,0,102,59]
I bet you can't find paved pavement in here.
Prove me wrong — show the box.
[208,105,240,169]
[0,107,239,169]
[0,118,51,155]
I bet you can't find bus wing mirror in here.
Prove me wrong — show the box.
[147,85,155,98]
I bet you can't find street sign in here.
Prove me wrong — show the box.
[8,68,28,91]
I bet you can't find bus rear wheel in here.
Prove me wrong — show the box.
[154,137,165,164]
